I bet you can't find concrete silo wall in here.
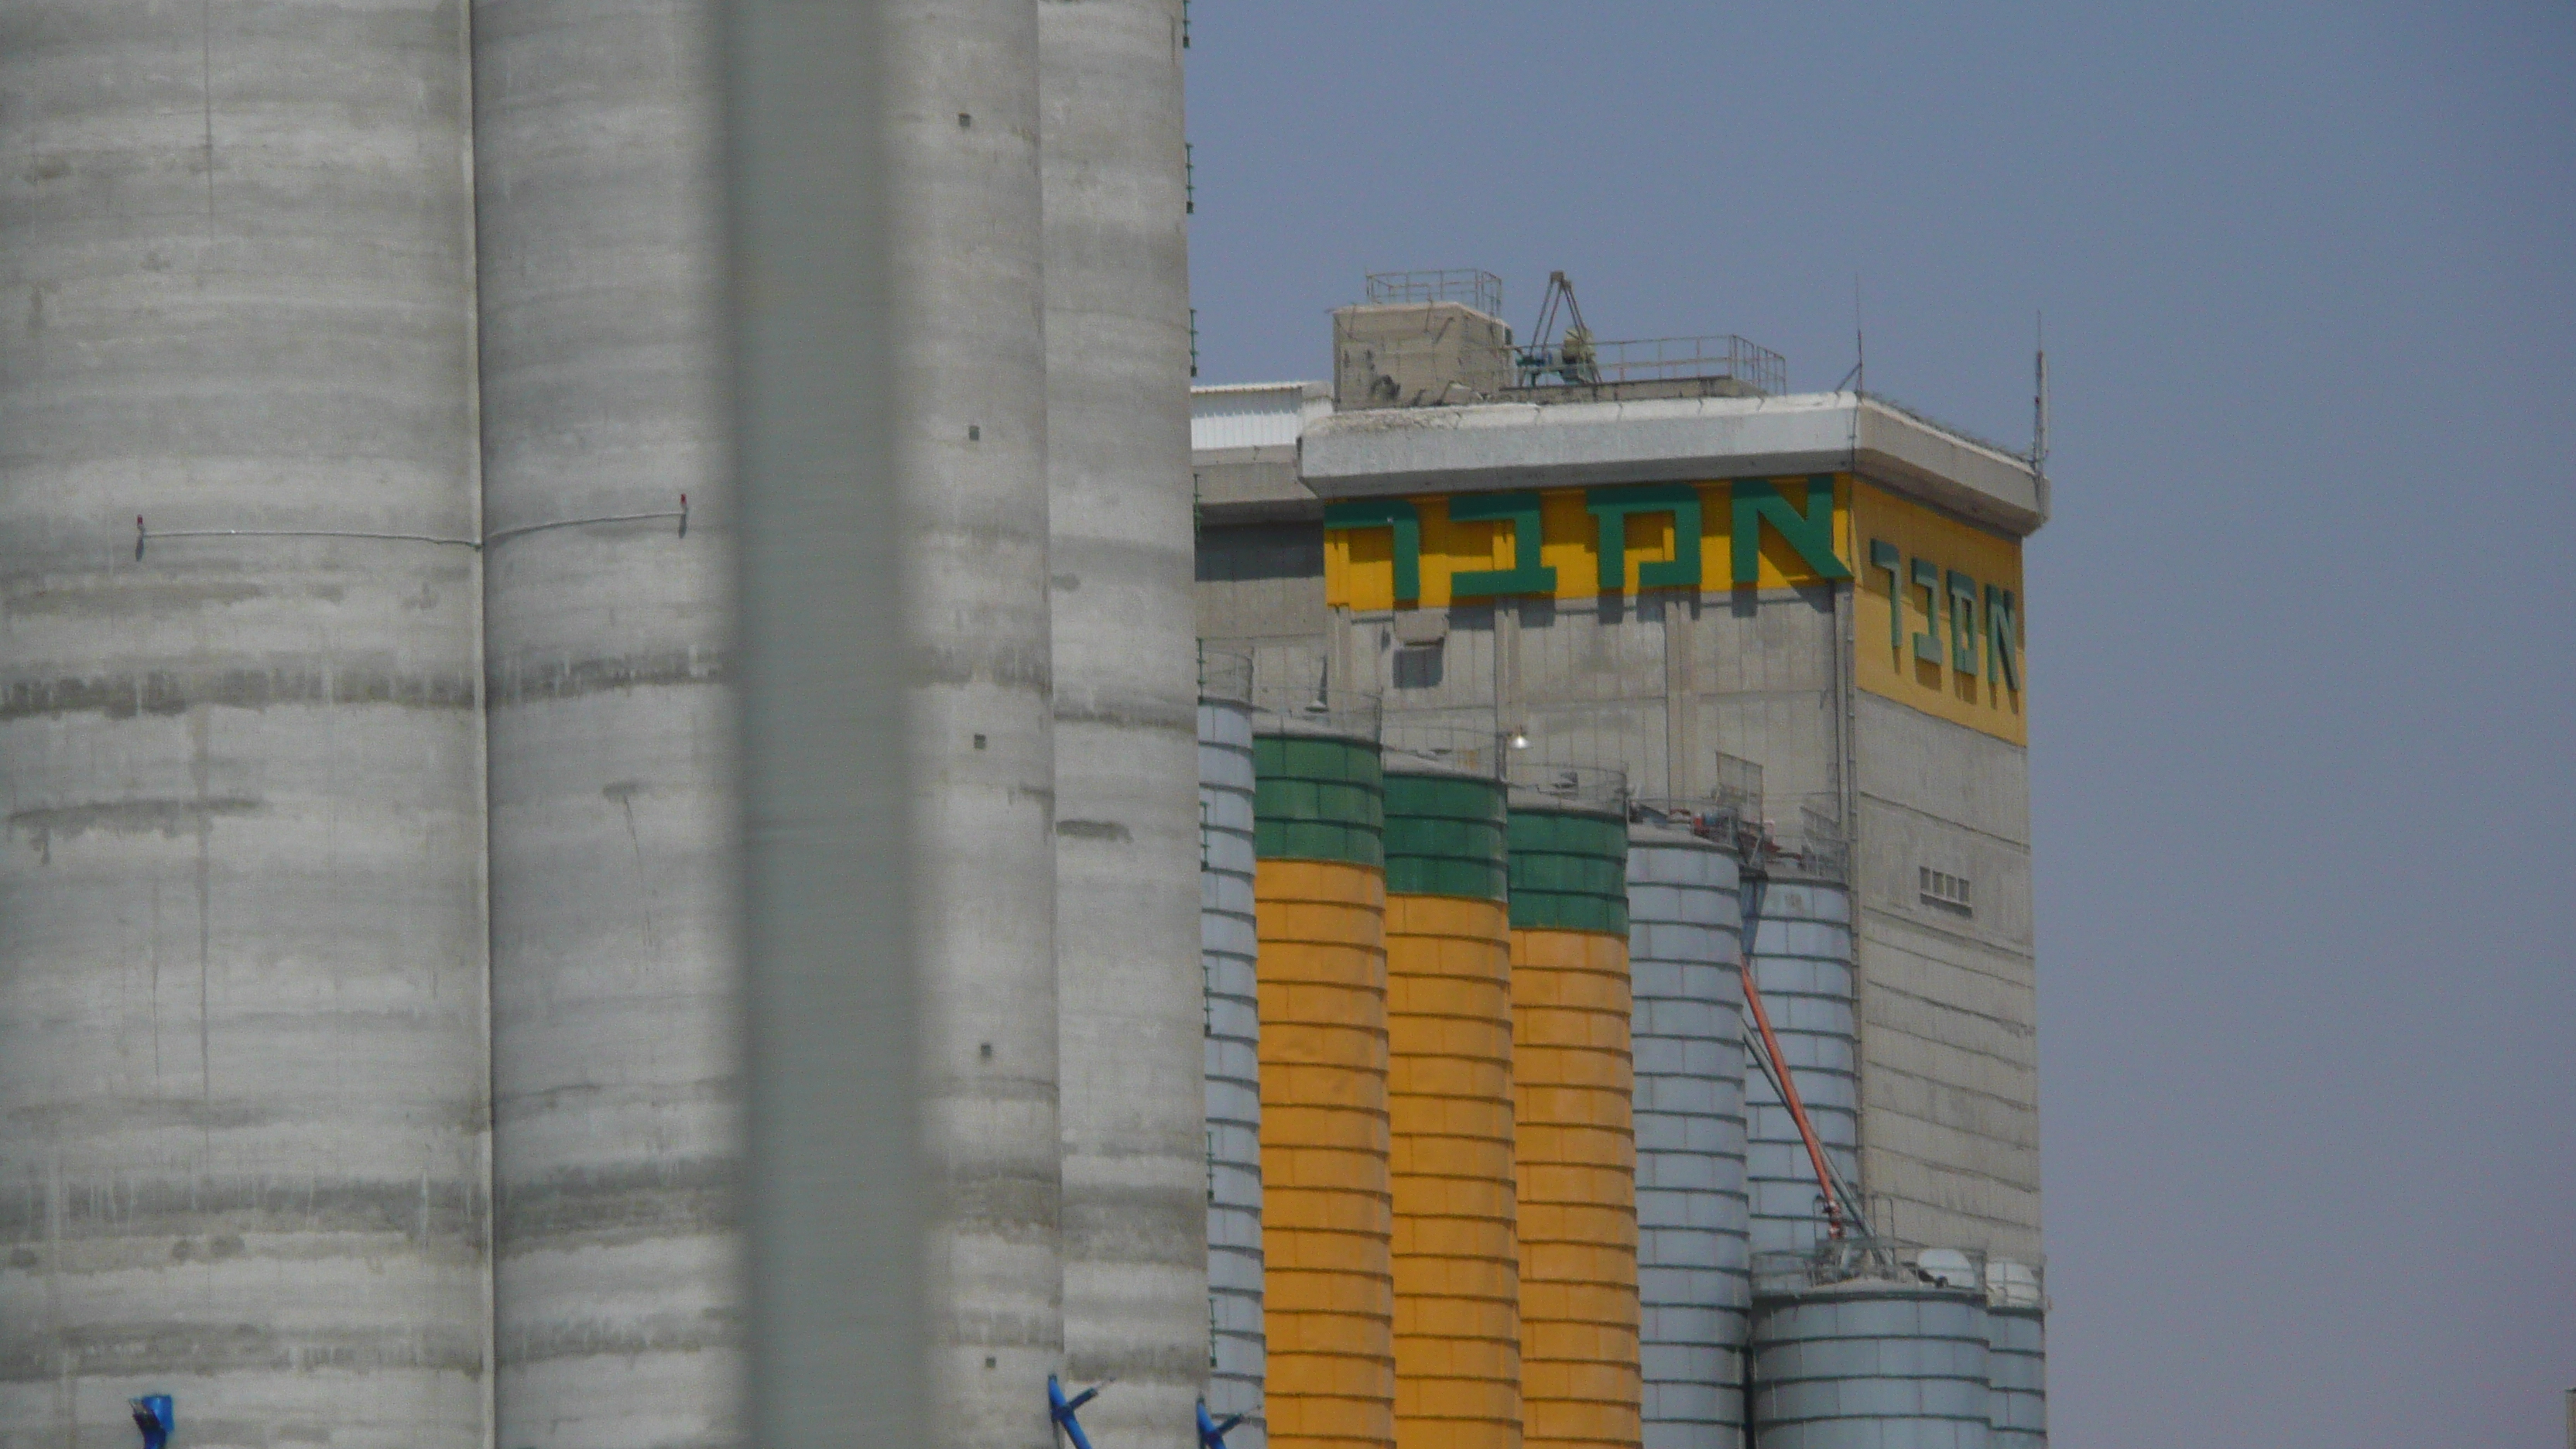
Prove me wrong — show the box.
[470,2,742,1447]
[886,3,1064,1446]
[1041,2,1206,1440]
[0,2,490,1445]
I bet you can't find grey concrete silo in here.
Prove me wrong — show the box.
[1199,665,1266,1449]
[1625,827,1751,1449]
[1041,2,1208,1440]
[886,3,1064,1446]
[1751,1281,1992,1449]
[470,4,742,1449]
[0,4,489,1446]
[1741,874,1860,1258]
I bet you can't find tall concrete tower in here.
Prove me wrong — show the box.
[0,4,492,1447]
[1040,0,1207,1441]
[471,5,742,1449]
[886,4,1064,1447]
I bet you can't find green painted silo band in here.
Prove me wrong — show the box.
[1508,806,1631,934]
[1253,733,1384,868]
[1382,772,1509,902]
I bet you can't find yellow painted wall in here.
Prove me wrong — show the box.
[1257,858,1399,1449]
[1849,481,2029,745]
[1386,894,1522,1449]
[1324,477,1853,610]
[1509,927,1639,1449]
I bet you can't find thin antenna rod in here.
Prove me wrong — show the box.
[1854,276,1865,396]
[2031,311,2050,473]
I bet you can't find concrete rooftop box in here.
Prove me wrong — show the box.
[1332,300,1516,411]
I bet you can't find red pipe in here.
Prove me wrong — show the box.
[1742,957,1847,1239]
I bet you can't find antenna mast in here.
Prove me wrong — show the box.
[2031,313,2050,474]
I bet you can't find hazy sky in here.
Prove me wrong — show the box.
[1184,5,2575,1444]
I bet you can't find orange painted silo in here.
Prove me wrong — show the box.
[1507,801,1638,1449]
[1255,727,1395,1449]
[1382,765,1520,1449]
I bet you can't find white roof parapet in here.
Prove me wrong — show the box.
[1191,380,1332,454]
[1297,391,2048,536]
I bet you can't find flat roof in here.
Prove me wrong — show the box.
[1193,385,2049,537]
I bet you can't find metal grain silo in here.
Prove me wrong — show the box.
[1252,696,1393,1449]
[1041,4,1206,1440]
[1984,1261,2047,1449]
[0,3,488,1444]
[1750,1272,1992,1449]
[471,4,742,1448]
[885,4,1064,1445]
[1509,792,1640,1449]
[1200,656,1266,1449]
[1740,873,1859,1259]
[1625,826,1749,1449]
[1382,759,1519,1449]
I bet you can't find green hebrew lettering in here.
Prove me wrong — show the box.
[1869,540,1901,653]
[1323,498,1421,601]
[1586,484,1703,592]
[1447,492,1557,598]
[1730,476,1852,584]
[1910,558,1944,664]
[1985,584,2021,692]
[1947,570,1979,673]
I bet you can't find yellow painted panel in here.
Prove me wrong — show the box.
[1259,858,1397,1449]
[1386,891,1522,1449]
[1509,926,1638,1449]
[1850,481,2030,745]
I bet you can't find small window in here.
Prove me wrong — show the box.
[1919,866,1974,916]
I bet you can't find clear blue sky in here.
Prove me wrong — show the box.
[1184,5,2575,1444]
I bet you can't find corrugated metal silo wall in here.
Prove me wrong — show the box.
[1382,768,1519,1449]
[886,4,1064,1446]
[471,3,744,1447]
[1252,731,1394,1449]
[1750,1285,1992,1449]
[1741,877,1859,1258]
[1625,831,1749,1449]
[1508,804,1640,1449]
[1200,697,1266,1448]
[1986,1303,2046,1448]
[1042,2,1207,1442]
[0,2,490,1444]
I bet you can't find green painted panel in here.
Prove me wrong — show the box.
[1324,498,1422,601]
[1911,557,1944,664]
[1383,771,1509,902]
[1985,584,2021,692]
[1447,491,1557,598]
[1947,569,1980,673]
[1507,805,1630,936]
[1730,476,1853,584]
[1254,733,1384,868]
[1586,483,1704,592]
[1869,540,1902,653]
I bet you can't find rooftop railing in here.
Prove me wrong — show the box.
[1512,333,1788,396]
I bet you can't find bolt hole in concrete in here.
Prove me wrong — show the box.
[980,1043,993,1059]
[974,733,988,749]
[968,424,981,440]
[958,111,972,127]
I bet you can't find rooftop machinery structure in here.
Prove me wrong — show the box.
[0,5,1197,1449]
